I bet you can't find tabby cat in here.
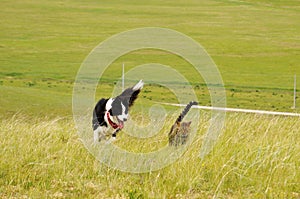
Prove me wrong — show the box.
[168,101,198,146]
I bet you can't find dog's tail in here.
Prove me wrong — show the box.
[128,80,143,107]
[132,80,144,91]
[176,101,198,123]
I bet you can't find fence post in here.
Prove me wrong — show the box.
[122,63,125,92]
[293,74,296,109]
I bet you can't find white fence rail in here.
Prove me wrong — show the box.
[160,102,300,117]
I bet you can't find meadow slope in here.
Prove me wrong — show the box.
[0,0,299,114]
[1,0,300,198]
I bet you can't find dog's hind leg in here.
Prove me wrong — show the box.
[93,128,100,143]
[94,127,106,143]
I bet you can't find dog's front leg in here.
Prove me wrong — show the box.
[93,126,107,143]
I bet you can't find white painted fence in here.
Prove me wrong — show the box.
[160,102,300,117]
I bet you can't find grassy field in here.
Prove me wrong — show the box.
[0,113,299,198]
[0,0,300,115]
[1,0,300,198]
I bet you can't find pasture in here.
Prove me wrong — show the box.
[1,0,299,114]
[0,0,299,198]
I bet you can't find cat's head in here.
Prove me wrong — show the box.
[181,121,192,133]
[182,121,192,127]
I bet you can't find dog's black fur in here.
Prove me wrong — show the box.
[92,98,109,130]
[92,80,143,142]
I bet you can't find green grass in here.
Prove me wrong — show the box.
[0,112,299,198]
[0,0,300,114]
[1,0,300,198]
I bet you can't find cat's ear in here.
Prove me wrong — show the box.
[187,121,192,126]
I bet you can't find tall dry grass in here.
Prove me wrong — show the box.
[0,112,299,198]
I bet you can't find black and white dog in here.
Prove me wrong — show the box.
[92,80,144,142]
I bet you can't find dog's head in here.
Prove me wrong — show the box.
[106,80,144,129]
[108,97,129,129]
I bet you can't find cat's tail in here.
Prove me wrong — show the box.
[176,101,198,123]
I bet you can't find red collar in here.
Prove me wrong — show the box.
[106,112,119,129]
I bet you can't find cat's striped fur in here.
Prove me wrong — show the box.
[168,101,198,146]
